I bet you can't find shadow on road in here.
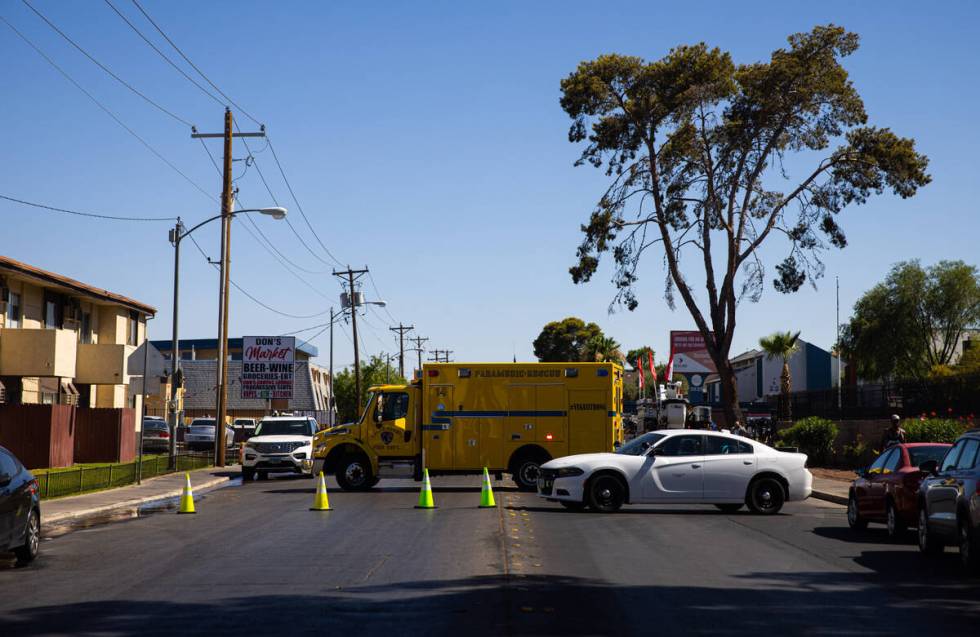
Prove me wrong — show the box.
[507,504,764,516]
[812,525,915,545]
[2,571,977,636]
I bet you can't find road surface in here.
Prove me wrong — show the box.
[1,475,977,635]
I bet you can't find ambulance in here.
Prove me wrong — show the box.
[311,362,624,491]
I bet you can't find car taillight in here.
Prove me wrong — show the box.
[160,430,170,438]
[28,479,38,496]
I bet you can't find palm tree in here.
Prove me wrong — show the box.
[586,335,623,363]
[758,331,801,421]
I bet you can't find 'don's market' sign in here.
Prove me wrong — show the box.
[241,336,295,400]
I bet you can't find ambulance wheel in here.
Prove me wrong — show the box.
[336,455,374,491]
[511,451,548,491]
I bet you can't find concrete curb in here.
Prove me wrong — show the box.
[810,489,847,506]
[42,474,233,528]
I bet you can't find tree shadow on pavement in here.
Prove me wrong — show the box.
[2,571,977,636]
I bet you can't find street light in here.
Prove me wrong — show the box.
[166,206,286,469]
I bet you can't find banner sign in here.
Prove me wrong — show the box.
[669,330,717,374]
[241,336,295,400]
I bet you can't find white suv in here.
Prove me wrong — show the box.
[242,416,319,481]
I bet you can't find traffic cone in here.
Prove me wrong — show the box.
[178,472,196,514]
[415,468,436,509]
[310,471,332,511]
[479,467,496,508]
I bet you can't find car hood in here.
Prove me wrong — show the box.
[543,453,618,469]
[248,435,312,443]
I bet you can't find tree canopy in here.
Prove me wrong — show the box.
[625,346,655,369]
[560,24,930,423]
[841,260,980,380]
[333,355,406,423]
[532,317,604,362]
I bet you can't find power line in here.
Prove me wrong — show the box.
[1,15,216,203]
[103,0,225,109]
[0,193,175,222]
[185,233,329,319]
[266,136,344,267]
[129,0,262,127]
[21,0,193,128]
[367,270,400,324]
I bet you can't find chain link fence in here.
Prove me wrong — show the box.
[34,452,216,499]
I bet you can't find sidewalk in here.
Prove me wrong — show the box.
[40,465,239,528]
[810,476,849,506]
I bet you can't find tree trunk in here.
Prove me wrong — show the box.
[780,361,792,421]
[715,357,743,428]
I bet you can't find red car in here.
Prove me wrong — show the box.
[847,442,951,538]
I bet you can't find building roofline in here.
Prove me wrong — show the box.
[151,337,319,358]
[0,255,155,315]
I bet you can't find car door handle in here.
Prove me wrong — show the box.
[691,464,701,469]
[743,460,753,465]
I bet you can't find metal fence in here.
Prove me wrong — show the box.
[770,372,980,420]
[35,452,215,500]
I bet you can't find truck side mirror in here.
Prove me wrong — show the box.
[373,396,384,426]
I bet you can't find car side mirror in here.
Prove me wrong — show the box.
[918,459,939,476]
[373,398,384,426]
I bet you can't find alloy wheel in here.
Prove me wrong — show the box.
[27,511,39,558]
[345,462,366,486]
[887,505,896,536]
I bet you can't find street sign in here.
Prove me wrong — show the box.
[241,336,295,400]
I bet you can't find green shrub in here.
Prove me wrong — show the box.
[779,417,838,464]
[902,418,967,443]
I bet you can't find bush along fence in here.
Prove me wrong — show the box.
[32,452,215,500]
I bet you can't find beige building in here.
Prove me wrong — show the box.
[0,255,156,411]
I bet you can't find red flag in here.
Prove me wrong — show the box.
[665,353,674,382]
[636,357,645,391]
[648,351,658,385]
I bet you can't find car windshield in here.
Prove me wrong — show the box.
[144,420,168,430]
[909,445,951,467]
[254,419,314,437]
[189,421,215,432]
[616,432,666,456]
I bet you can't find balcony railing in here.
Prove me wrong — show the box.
[75,343,135,385]
[0,328,77,378]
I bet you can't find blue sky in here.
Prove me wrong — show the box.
[2,1,977,370]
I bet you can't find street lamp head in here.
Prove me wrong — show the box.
[258,206,287,220]
[367,300,387,307]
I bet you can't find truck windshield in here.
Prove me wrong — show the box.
[616,432,666,456]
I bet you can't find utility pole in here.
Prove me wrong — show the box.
[192,108,265,467]
[333,266,370,410]
[409,335,428,379]
[837,275,842,414]
[428,349,453,363]
[167,217,182,470]
[389,323,414,379]
[329,306,336,427]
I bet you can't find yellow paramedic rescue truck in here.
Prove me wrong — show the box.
[311,362,624,491]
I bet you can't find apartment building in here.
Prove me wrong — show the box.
[0,255,155,409]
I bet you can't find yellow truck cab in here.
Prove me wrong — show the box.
[312,362,624,490]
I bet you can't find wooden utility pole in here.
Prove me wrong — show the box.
[333,266,370,409]
[191,108,265,466]
[428,349,453,363]
[409,335,428,379]
[389,323,414,379]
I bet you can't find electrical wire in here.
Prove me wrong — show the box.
[266,136,344,267]
[185,232,330,319]
[103,0,226,109]
[0,193,176,222]
[129,0,262,127]
[1,15,216,203]
[21,0,193,128]
[367,270,400,324]
[235,130,336,270]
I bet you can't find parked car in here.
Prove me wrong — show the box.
[0,445,40,566]
[183,418,236,452]
[140,417,171,453]
[242,416,318,481]
[847,442,952,538]
[917,429,980,571]
[231,418,257,443]
[537,430,812,514]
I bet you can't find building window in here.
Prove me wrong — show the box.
[128,311,139,346]
[6,292,21,328]
[80,312,92,344]
[45,300,57,329]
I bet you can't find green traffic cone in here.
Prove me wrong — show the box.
[415,468,436,509]
[479,467,496,508]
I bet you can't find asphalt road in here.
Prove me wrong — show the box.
[1,475,977,636]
